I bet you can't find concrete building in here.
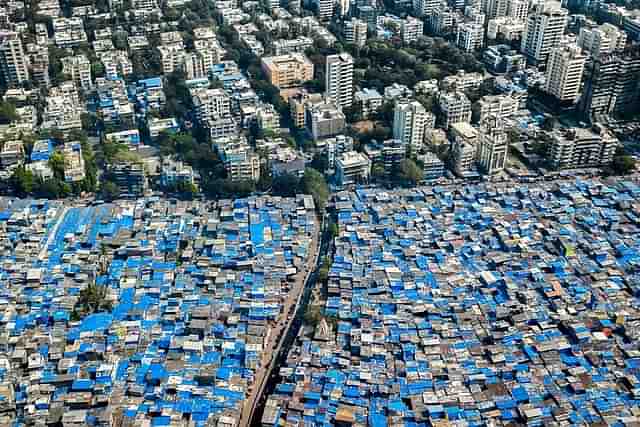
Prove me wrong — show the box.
[289,92,323,129]
[477,114,508,175]
[161,157,198,188]
[0,140,24,169]
[100,51,133,80]
[261,54,314,89]
[419,152,445,179]
[308,102,346,141]
[428,7,457,35]
[400,17,424,43]
[483,44,526,73]
[507,0,528,20]
[0,31,29,87]
[487,17,525,41]
[344,18,368,47]
[393,100,431,151]
[477,94,519,122]
[336,151,371,186]
[414,0,442,17]
[315,0,334,21]
[580,53,640,121]
[354,88,383,118]
[548,125,617,169]
[544,43,587,103]
[439,91,472,128]
[453,139,477,175]
[222,146,261,182]
[456,22,484,52]
[256,103,281,131]
[61,142,86,183]
[61,55,93,92]
[191,88,232,124]
[578,23,627,59]
[27,45,50,88]
[111,161,147,197]
[521,1,568,67]
[326,53,354,108]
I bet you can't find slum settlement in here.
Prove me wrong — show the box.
[264,179,640,427]
[0,195,317,426]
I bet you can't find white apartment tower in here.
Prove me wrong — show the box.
[393,100,430,151]
[414,0,442,16]
[0,31,29,87]
[544,43,586,103]
[578,23,627,59]
[344,19,368,47]
[507,0,528,20]
[521,1,568,67]
[456,23,484,52]
[326,53,354,108]
[315,0,334,21]
[477,114,508,175]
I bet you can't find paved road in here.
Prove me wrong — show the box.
[238,215,322,427]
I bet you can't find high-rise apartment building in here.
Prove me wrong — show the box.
[580,53,640,121]
[544,44,586,103]
[414,0,442,17]
[344,18,368,47]
[477,114,508,175]
[456,22,484,52]
[578,23,627,59]
[521,1,568,67]
[393,100,430,151]
[315,0,334,21]
[0,31,29,87]
[438,91,472,128]
[61,55,93,92]
[326,53,354,108]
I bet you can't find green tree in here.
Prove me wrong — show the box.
[48,151,66,181]
[75,282,112,317]
[0,101,18,124]
[101,180,120,201]
[303,168,329,211]
[397,159,424,186]
[607,146,637,176]
[272,173,302,197]
[10,167,35,196]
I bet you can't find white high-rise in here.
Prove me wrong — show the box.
[477,114,508,175]
[393,100,431,151]
[0,31,29,87]
[544,43,586,103]
[414,0,442,16]
[507,0,528,20]
[521,1,568,67]
[315,0,334,21]
[578,23,627,59]
[344,18,368,47]
[326,53,354,108]
[456,22,484,52]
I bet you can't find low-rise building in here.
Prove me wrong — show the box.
[354,88,383,119]
[61,142,86,183]
[308,102,346,141]
[419,152,445,179]
[111,161,147,197]
[105,130,142,148]
[261,54,314,89]
[439,91,472,128]
[161,157,198,188]
[336,151,371,186]
[548,124,618,169]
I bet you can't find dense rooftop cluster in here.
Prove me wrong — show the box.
[264,179,640,426]
[0,195,317,426]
